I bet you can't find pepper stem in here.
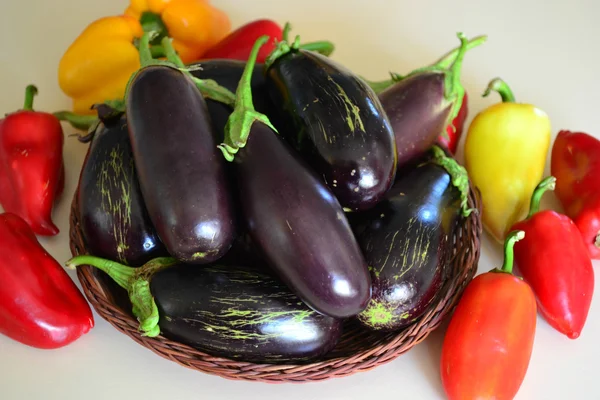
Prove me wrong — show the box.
[65,255,179,337]
[527,176,556,218]
[23,85,38,110]
[140,12,169,45]
[500,230,525,274]
[430,145,474,217]
[53,111,98,131]
[483,78,516,103]
[218,36,279,161]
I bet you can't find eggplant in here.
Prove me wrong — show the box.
[376,33,471,168]
[189,59,274,138]
[67,256,343,363]
[265,41,397,212]
[77,115,166,266]
[126,64,236,264]
[218,37,371,318]
[351,147,472,331]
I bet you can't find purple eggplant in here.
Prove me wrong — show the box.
[126,64,236,264]
[264,39,397,212]
[77,115,166,266]
[218,36,371,319]
[350,146,473,331]
[372,33,482,168]
[66,256,342,363]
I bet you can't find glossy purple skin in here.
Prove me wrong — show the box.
[266,50,397,212]
[378,72,452,168]
[126,65,236,264]
[234,122,372,318]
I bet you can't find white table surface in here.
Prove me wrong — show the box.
[2,0,599,399]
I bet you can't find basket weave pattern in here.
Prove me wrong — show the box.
[69,187,482,383]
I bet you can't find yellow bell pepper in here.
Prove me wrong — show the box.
[125,0,231,63]
[58,0,230,114]
[58,16,143,115]
[464,78,551,242]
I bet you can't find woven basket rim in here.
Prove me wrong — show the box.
[69,184,482,383]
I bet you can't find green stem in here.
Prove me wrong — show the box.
[442,32,469,123]
[161,37,236,107]
[265,35,301,69]
[66,255,179,337]
[527,176,556,218]
[150,45,165,58]
[595,232,600,248]
[298,40,335,56]
[23,85,38,110]
[433,35,488,70]
[53,111,98,131]
[430,145,474,217]
[366,35,486,94]
[483,78,516,103]
[500,230,525,274]
[282,22,292,42]
[218,36,278,161]
[138,32,154,68]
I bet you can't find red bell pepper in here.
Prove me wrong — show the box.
[551,129,600,259]
[0,85,65,236]
[201,19,283,63]
[0,213,94,349]
[511,176,594,339]
[440,230,537,400]
[437,91,468,154]
[201,20,335,63]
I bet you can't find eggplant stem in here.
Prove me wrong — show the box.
[218,36,278,161]
[500,231,525,274]
[430,145,474,217]
[527,176,556,218]
[65,255,179,337]
[53,111,98,131]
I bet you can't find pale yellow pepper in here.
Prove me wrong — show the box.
[464,78,551,242]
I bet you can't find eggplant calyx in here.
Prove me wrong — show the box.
[219,36,279,161]
[65,255,179,337]
[430,145,474,217]
[265,34,301,69]
[280,22,336,58]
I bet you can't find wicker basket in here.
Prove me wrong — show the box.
[69,186,482,383]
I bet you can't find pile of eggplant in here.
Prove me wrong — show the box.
[74,32,478,364]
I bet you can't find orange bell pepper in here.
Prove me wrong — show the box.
[57,0,230,114]
[125,0,231,63]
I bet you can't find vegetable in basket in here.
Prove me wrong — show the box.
[512,176,594,339]
[350,146,473,331]
[440,230,536,400]
[264,33,398,212]
[125,34,237,264]
[0,85,64,236]
[367,34,485,167]
[77,114,166,266]
[65,255,342,363]
[464,78,551,242]
[0,213,94,349]
[551,129,600,259]
[218,36,371,318]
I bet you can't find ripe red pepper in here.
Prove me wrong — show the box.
[551,129,600,259]
[0,85,65,236]
[0,213,94,349]
[440,230,537,400]
[201,19,283,63]
[511,176,594,339]
[437,91,468,154]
